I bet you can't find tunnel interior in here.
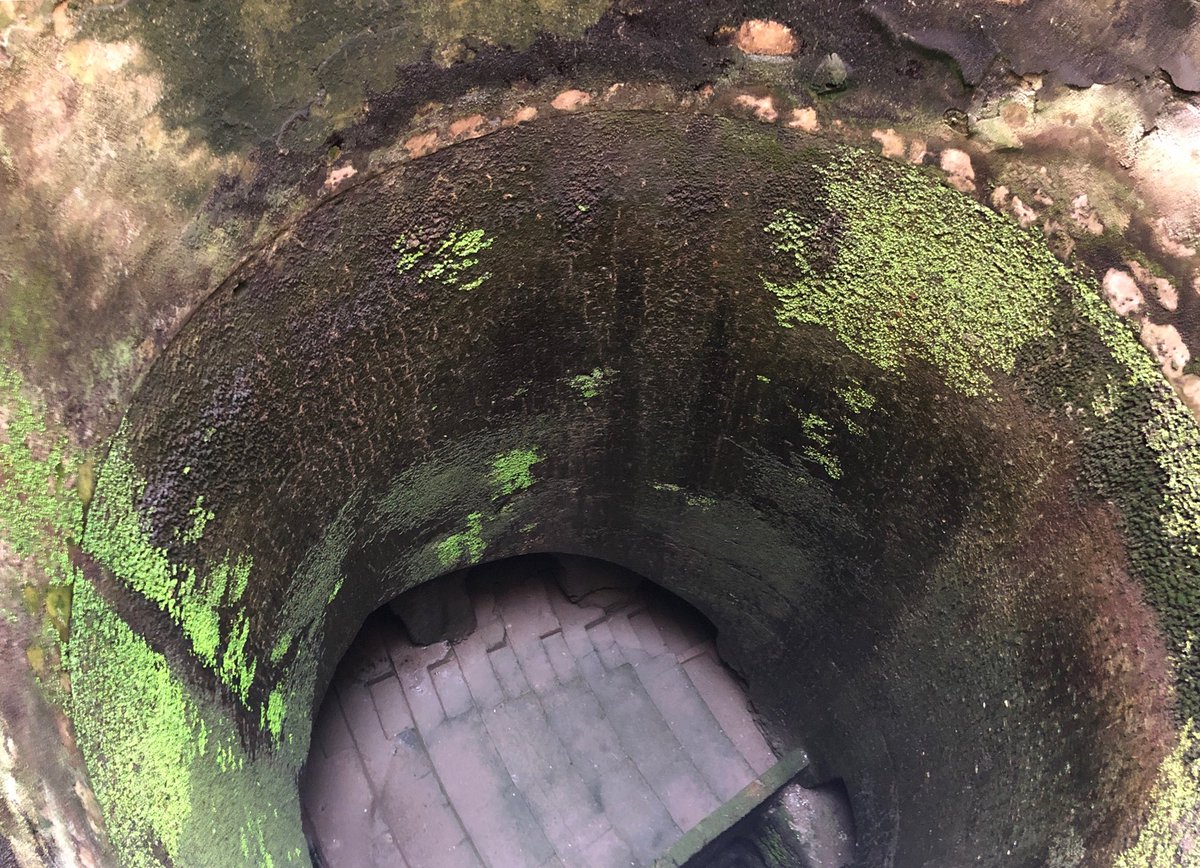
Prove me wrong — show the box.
[61,107,1197,868]
[300,553,854,867]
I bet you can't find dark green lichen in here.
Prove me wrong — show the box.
[569,367,614,399]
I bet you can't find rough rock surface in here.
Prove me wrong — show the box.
[0,1,1199,867]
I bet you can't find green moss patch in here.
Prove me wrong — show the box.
[70,577,305,867]
[569,367,614,399]
[0,367,83,585]
[81,427,262,704]
[0,366,84,695]
[490,447,541,498]
[394,226,496,292]
[762,155,1058,397]
[1114,724,1199,867]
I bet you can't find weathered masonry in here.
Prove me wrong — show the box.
[1,1,1199,866]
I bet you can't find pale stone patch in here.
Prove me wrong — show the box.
[51,2,74,40]
[1152,217,1198,259]
[733,19,798,56]
[404,131,438,158]
[1177,374,1200,417]
[448,114,486,139]
[4,35,234,316]
[502,106,538,127]
[734,94,778,123]
[1128,260,1179,311]
[1000,100,1029,128]
[991,186,1011,208]
[787,107,819,132]
[1155,279,1179,311]
[907,139,927,164]
[871,128,905,159]
[1010,196,1038,228]
[551,89,591,111]
[62,40,138,85]
[1141,321,1190,376]
[1071,193,1105,235]
[324,164,357,192]
[1133,105,1200,257]
[939,148,976,193]
[1102,268,1145,316]
[1032,187,1055,207]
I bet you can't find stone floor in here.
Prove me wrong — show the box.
[301,557,779,868]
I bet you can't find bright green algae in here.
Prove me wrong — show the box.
[70,577,306,868]
[490,447,542,499]
[763,155,1058,398]
[70,578,195,865]
[433,446,543,567]
[81,428,261,703]
[394,225,496,291]
[436,511,486,567]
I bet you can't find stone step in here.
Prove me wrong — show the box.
[606,611,644,654]
[628,609,670,657]
[488,642,531,700]
[430,653,475,719]
[494,571,560,649]
[483,692,613,864]
[585,619,627,670]
[536,665,693,861]
[302,747,377,867]
[682,652,776,775]
[385,637,450,734]
[579,660,722,833]
[377,752,480,868]
[539,677,627,782]
[336,680,394,787]
[369,674,415,739]
[594,760,681,863]
[454,632,506,711]
[375,701,478,868]
[541,631,578,683]
[583,828,638,868]
[424,709,557,868]
[633,654,756,801]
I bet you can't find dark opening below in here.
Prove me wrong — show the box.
[300,554,854,867]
